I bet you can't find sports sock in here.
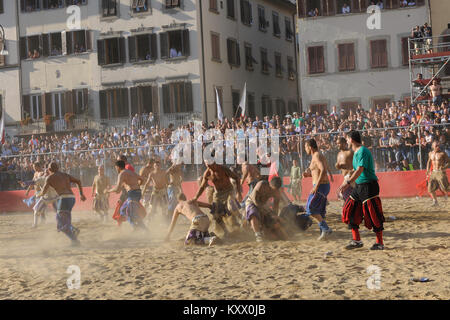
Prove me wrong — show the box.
[375,231,383,245]
[319,220,329,231]
[352,228,361,241]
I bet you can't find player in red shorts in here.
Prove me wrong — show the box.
[338,130,385,250]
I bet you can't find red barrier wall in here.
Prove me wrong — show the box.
[0,170,448,213]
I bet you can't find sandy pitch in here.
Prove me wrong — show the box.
[0,197,448,300]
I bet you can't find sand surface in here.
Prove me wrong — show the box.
[0,197,448,300]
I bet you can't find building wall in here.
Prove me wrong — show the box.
[430,0,450,36]
[0,0,21,123]
[297,5,429,111]
[201,0,298,121]
[17,0,202,121]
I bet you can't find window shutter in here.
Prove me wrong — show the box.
[401,37,409,66]
[82,88,88,111]
[41,34,49,57]
[130,87,139,115]
[97,39,105,65]
[338,44,346,71]
[119,38,126,64]
[61,31,67,55]
[235,42,240,66]
[184,81,193,112]
[160,32,168,59]
[317,47,324,73]
[152,86,159,114]
[22,95,30,119]
[347,44,355,70]
[99,90,108,119]
[86,30,92,51]
[128,36,137,62]
[182,29,190,57]
[150,33,157,60]
[380,39,387,67]
[370,40,377,68]
[162,84,170,114]
[20,37,27,60]
[42,93,50,116]
[307,47,314,74]
[65,90,73,113]
[118,88,129,117]
[66,31,73,55]
[227,39,233,64]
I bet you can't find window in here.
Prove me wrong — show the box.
[97,37,126,66]
[261,95,272,116]
[162,81,193,113]
[102,0,118,17]
[287,56,295,80]
[99,88,129,119]
[43,0,64,9]
[285,17,293,41]
[275,99,286,115]
[131,0,148,13]
[240,0,252,26]
[384,0,399,9]
[248,93,255,118]
[69,30,92,54]
[214,86,223,118]
[227,38,240,66]
[21,0,41,12]
[245,44,257,70]
[260,48,270,74]
[309,104,327,115]
[129,33,157,62]
[232,90,240,115]
[272,12,280,37]
[226,0,235,19]
[211,33,221,61]
[307,46,325,74]
[258,6,268,31]
[66,0,88,5]
[370,39,388,68]
[340,101,358,114]
[401,37,410,66]
[130,85,159,115]
[338,43,355,71]
[73,88,88,114]
[306,0,322,16]
[0,39,5,66]
[164,0,181,9]
[322,0,335,16]
[160,29,190,59]
[22,95,43,120]
[288,101,298,114]
[0,0,3,14]
[337,0,351,14]
[22,35,41,59]
[50,92,66,119]
[209,0,218,12]
[275,53,283,77]
[352,0,368,12]
[371,97,392,109]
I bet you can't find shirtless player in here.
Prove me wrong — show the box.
[429,79,443,107]
[245,177,289,242]
[167,162,184,216]
[426,141,449,206]
[142,159,170,220]
[335,137,355,202]
[241,161,261,205]
[41,162,86,246]
[91,165,110,222]
[303,139,333,240]
[32,166,58,228]
[108,160,147,230]
[166,193,218,246]
[139,159,155,210]
[192,161,242,237]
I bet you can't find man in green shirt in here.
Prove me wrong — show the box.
[338,130,386,250]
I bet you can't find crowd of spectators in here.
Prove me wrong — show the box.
[0,99,449,191]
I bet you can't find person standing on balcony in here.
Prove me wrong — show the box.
[422,22,432,53]
[411,26,423,55]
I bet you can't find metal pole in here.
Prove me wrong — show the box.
[408,38,414,105]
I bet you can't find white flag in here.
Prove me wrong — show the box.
[239,82,247,118]
[0,103,5,145]
[215,87,223,122]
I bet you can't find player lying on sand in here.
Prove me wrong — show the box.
[166,193,218,246]
[244,177,289,242]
